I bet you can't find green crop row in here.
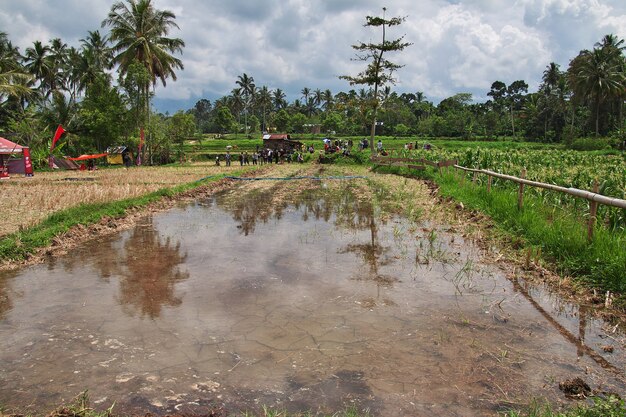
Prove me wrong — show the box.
[400,147,626,231]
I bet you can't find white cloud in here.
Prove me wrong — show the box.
[2,0,625,110]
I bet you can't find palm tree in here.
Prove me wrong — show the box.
[570,48,625,136]
[313,88,323,108]
[48,38,68,94]
[273,88,286,109]
[24,40,53,98]
[102,0,184,125]
[80,30,113,74]
[0,32,33,104]
[235,73,255,135]
[229,88,244,135]
[301,87,310,103]
[305,97,316,118]
[321,89,333,112]
[257,85,272,132]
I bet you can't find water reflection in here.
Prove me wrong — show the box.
[1,179,625,415]
[116,221,189,318]
[0,279,13,319]
[220,185,395,287]
[86,216,189,319]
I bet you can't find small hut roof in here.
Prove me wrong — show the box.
[262,134,291,140]
[106,146,128,154]
[0,137,24,154]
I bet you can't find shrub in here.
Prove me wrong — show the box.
[568,138,611,151]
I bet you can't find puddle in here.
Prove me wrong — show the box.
[0,180,624,416]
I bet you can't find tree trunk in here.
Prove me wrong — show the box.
[510,105,515,138]
[595,95,600,137]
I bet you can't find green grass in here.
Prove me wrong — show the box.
[502,395,625,417]
[0,174,228,264]
[434,169,626,295]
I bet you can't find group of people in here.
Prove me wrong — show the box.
[216,148,304,166]
[324,138,354,156]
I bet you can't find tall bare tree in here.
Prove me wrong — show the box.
[340,8,411,153]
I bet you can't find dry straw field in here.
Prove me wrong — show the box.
[0,163,229,237]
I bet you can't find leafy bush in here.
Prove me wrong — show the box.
[568,138,612,151]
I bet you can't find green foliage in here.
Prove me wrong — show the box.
[79,75,129,152]
[214,106,237,133]
[394,123,410,136]
[168,111,196,145]
[290,113,308,133]
[502,395,625,417]
[273,109,291,132]
[568,137,612,151]
[435,171,626,293]
[321,111,342,133]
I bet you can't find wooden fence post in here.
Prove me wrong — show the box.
[518,168,526,210]
[587,180,599,242]
[472,169,478,184]
[487,174,492,193]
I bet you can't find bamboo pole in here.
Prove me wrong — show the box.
[453,165,626,209]
[487,174,492,193]
[587,180,599,242]
[518,168,526,210]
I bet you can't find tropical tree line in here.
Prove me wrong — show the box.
[0,0,188,166]
[192,34,626,146]
[1,3,625,169]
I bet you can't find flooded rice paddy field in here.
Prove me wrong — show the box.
[0,174,624,416]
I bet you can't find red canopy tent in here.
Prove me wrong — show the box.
[67,153,108,161]
[0,137,33,179]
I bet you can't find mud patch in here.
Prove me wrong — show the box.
[559,377,591,398]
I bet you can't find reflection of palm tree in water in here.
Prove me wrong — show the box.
[117,218,189,318]
[0,283,13,320]
[0,270,20,320]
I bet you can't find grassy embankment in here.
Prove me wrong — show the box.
[339,142,626,303]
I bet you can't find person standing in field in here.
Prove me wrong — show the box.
[225,151,231,166]
[377,139,383,153]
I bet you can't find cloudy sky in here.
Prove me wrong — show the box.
[1,0,626,113]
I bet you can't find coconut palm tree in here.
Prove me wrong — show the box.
[273,88,286,109]
[322,89,333,112]
[0,32,33,104]
[102,0,184,119]
[301,87,310,103]
[313,88,323,108]
[24,41,53,98]
[80,30,113,74]
[235,73,255,135]
[570,48,625,136]
[257,85,272,132]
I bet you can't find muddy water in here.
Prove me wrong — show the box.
[0,183,624,416]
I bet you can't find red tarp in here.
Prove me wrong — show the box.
[67,153,108,161]
[0,137,24,154]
